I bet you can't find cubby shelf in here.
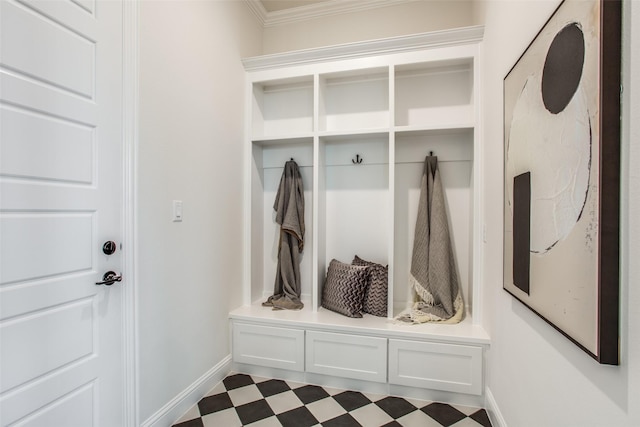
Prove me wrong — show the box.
[245,39,482,319]
[237,25,488,403]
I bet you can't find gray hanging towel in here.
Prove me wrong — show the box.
[398,155,464,323]
[263,160,305,310]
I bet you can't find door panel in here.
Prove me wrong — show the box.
[0,106,94,184]
[0,213,93,284]
[0,0,124,425]
[1,0,95,97]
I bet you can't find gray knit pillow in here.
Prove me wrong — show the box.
[352,255,388,317]
[322,259,369,318]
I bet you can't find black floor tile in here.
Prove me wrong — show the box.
[375,396,417,419]
[277,406,319,427]
[235,398,275,425]
[422,402,467,426]
[197,392,233,416]
[332,390,371,411]
[173,418,204,427]
[380,422,402,427]
[293,384,331,404]
[322,413,362,427]
[470,409,493,427]
[222,373,254,391]
[256,379,291,397]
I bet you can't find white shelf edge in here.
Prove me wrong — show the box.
[251,134,315,144]
[393,124,475,135]
[243,26,485,72]
[229,303,490,345]
[318,128,391,139]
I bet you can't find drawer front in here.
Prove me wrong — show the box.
[233,322,304,372]
[306,331,387,383]
[388,339,483,395]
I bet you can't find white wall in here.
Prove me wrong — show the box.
[262,1,475,54]
[479,1,640,426]
[137,0,261,422]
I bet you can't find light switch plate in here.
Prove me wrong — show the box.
[172,200,183,222]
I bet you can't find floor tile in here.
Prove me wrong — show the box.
[450,417,488,427]
[277,406,319,427]
[223,373,255,391]
[173,418,204,427]
[380,422,402,427]
[198,392,233,416]
[204,381,227,397]
[306,395,347,422]
[395,409,442,427]
[257,379,291,397]
[322,412,362,427]
[235,399,275,425]
[175,404,202,424]
[245,415,283,427]
[228,384,264,407]
[285,379,306,390]
[451,404,482,416]
[375,396,417,419]
[349,402,394,426]
[294,384,331,404]
[265,389,304,414]
[332,390,371,411]
[422,402,467,427]
[201,407,241,427]
[469,409,492,427]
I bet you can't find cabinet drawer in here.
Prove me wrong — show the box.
[306,331,387,383]
[233,323,304,372]
[389,339,482,395]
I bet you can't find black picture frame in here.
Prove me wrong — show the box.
[503,0,621,365]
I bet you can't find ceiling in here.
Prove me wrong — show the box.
[260,0,332,13]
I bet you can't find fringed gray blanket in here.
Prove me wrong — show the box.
[397,156,464,324]
[263,160,305,310]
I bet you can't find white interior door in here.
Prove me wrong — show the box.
[0,0,125,425]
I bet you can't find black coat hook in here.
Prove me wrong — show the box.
[429,151,434,156]
[352,154,363,164]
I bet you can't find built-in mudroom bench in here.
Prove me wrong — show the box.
[231,25,490,408]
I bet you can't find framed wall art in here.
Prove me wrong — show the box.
[503,0,621,364]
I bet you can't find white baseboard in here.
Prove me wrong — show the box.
[141,355,232,427]
[485,387,507,427]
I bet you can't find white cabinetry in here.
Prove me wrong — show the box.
[306,331,387,383]
[234,26,489,403]
[388,339,483,395]
[232,323,305,372]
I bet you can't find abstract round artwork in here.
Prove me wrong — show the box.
[506,22,591,254]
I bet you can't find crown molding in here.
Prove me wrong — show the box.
[263,0,410,27]
[243,25,484,71]
[246,0,267,26]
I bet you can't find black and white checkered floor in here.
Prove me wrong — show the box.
[173,373,492,427]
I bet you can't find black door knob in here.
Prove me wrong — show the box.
[103,241,117,255]
[95,271,123,286]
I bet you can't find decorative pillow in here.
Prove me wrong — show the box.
[322,259,369,318]
[352,255,388,317]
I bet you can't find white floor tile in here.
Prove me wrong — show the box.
[450,416,487,427]
[245,415,283,427]
[451,404,482,416]
[350,403,394,426]
[228,384,264,407]
[175,404,201,423]
[265,390,304,414]
[306,397,347,422]
[396,410,443,427]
